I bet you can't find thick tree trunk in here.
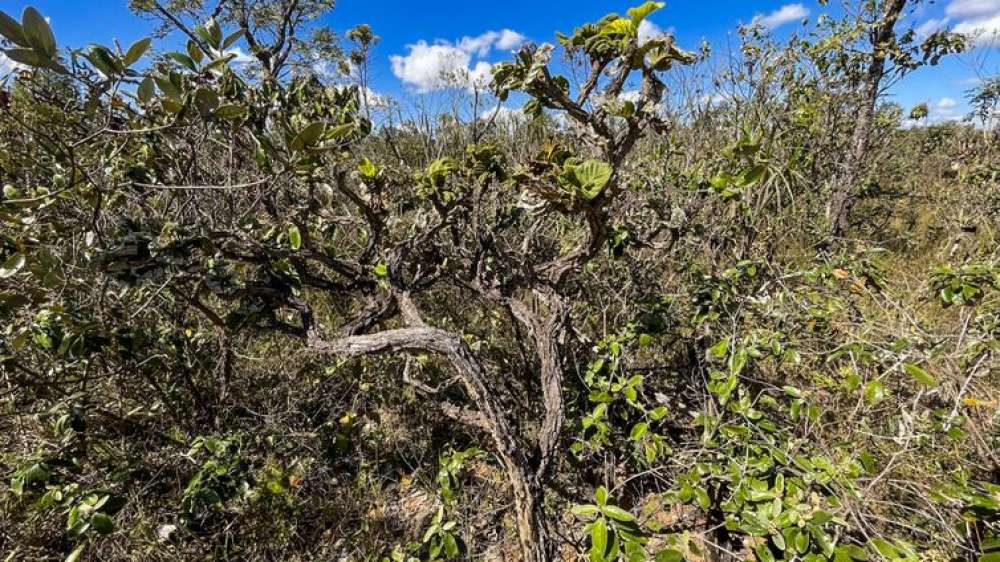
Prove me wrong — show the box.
[508,291,566,478]
[308,325,555,561]
[829,0,908,238]
[506,291,566,560]
[509,464,549,562]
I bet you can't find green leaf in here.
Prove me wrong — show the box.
[903,363,937,387]
[21,7,55,58]
[601,17,638,38]
[187,39,204,64]
[213,104,247,120]
[83,45,121,76]
[194,88,219,116]
[358,157,378,179]
[980,553,1000,562]
[167,52,197,71]
[655,550,683,562]
[835,544,869,560]
[590,517,608,561]
[65,544,86,562]
[627,2,665,24]
[983,537,1000,552]
[154,74,182,100]
[629,422,648,440]
[196,17,222,50]
[442,532,459,557]
[602,505,636,523]
[91,512,114,534]
[288,225,302,250]
[772,530,786,551]
[23,463,50,485]
[123,37,151,66]
[0,252,25,278]
[709,338,729,359]
[205,17,222,48]
[571,504,601,518]
[161,98,184,114]
[4,47,66,72]
[137,76,154,103]
[203,54,235,72]
[222,30,243,50]
[574,159,613,200]
[0,11,28,47]
[868,538,898,559]
[729,346,748,375]
[694,486,710,511]
[811,510,833,525]
[755,544,776,562]
[794,528,810,553]
[741,164,767,187]
[291,122,326,151]
[863,380,887,405]
[595,485,608,506]
[327,123,354,139]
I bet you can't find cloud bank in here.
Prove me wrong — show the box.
[753,4,810,30]
[390,29,527,92]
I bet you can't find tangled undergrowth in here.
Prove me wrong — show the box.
[0,1,998,561]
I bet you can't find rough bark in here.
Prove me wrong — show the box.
[308,326,550,561]
[508,292,566,479]
[510,464,549,562]
[829,0,908,238]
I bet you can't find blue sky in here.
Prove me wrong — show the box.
[1,0,997,122]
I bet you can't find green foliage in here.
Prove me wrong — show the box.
[572,486,648,562]
[435,447,483,506]
[0,2,994,562]
[931,263,1000,307]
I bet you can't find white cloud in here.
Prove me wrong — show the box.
[466,61,495,89]
[0,52,25,78]
[619,90,643,104]
[953,12,1000,45]
[312,59,339,80]
[937,97,958,109]
[638,19,665,45]
[914,17,950,38]
[946,0,1000,18]
[699,92,728,106]
[390,29,526,92]
[495,29,527,51]
[333,84,391,110]
[906,96,964,126]
[956,76,983,86]
[391,42,475,91]
[457,29,525,56]
[753,3,810,30]
[947,0,1000,46]
[363,87,391,109]
[479,105,524,122]
[930,109,963,123]
[225,47,255,65]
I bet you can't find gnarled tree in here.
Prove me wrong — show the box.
[825,0,964,237]
[0,2,694,559]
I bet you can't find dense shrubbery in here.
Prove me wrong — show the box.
[0,1,998,561]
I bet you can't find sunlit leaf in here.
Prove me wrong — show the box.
[21,6,55,58]
[0,10,28,47]
[123,37,151,66]
[0,252,25,278]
